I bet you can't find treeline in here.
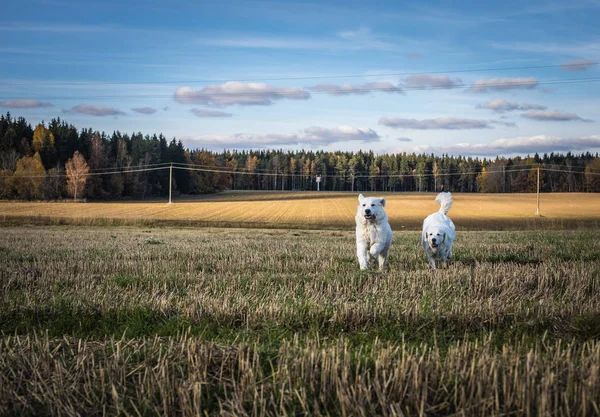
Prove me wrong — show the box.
[0,112,599,200]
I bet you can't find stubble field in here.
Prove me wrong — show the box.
[1,191,600,230]
[1,223,600,416]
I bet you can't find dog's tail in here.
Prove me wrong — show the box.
[435,192,453,215]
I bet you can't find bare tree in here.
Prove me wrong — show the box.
[65,151,89,201]
[0,149,19,171]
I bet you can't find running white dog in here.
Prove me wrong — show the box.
[421,192,455,269]
[355,194,392,271]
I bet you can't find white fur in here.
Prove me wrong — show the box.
[355,194,393,271]
[421,192,455,269]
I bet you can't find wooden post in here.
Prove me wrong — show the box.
[535,166,540,216]
[169,163,173,204]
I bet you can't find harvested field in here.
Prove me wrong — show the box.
[1,226,599,416]
[0,191,599,230]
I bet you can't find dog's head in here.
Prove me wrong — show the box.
[357,194,387,223]
[423,227,447,251]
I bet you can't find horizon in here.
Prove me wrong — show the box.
[1,0,600,158]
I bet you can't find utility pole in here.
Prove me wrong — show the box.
[169,163,173,204]
[535,166,540,216]
[281,171,284,191]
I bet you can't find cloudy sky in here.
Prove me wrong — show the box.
[1,0,599,156]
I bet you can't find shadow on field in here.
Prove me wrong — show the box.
[1,215,599,231]
[2,304,600,344]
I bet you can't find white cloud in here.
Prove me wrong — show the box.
[521,110,593,122]
[180,125,380,149]
[191,108,233,118]
[379,116,495,130]
[477,98,547,113]
[403,74,463,89]
[560,59,597,71]
[470,77,538,92]
[404,135,600,156]
[67,104,125,116]
[174,82,310,106]
[0,99,53,108]
[308,82,403,95]
[131,107,158,114]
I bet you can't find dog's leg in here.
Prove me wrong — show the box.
[442,248,451,268]
[429,258,437,269]
[369,243,385,259]
[357,242,369,270]
[378,247,390,272]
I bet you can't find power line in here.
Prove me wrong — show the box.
[86,162,172,172]
[171,161,283,174]
[5,164,599,179]
[3,77,600,101]
[4,165,170,178]
[1,62,597,87]
[542,167,600,175]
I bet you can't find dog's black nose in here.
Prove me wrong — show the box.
[365,209,371,214]
[432,238,437,243]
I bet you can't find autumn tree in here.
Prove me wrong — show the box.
[13,153,46,200]
[0,169,13,199]
[476,167,488,192]
[243,155,258,189]
[32,123,57,168]
[65,151,89,201]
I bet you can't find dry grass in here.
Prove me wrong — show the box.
[1,335,599,417]
[1,226,600,415]
[0,191,599,230]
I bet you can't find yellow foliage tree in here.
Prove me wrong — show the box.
[65,151,90,201]
[32,124,55,153]
[13,153,46,200]
[476,167,488,192]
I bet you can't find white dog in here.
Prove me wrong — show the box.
[422,192,455,269]
[355,194,393,271]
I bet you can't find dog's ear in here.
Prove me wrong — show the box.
[380,198,386,207]
[358,194,364,202]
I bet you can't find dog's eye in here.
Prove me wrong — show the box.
[371,204,375,207]
[437,233,440,236]
[362,204,366,207]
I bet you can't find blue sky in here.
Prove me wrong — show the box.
[1,0,599,156]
